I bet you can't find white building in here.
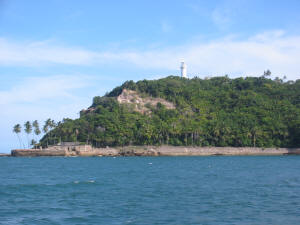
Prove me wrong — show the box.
[180,61,187,78]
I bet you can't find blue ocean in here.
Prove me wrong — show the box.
[0,156,299,225]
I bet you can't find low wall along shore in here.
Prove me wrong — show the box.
[11,145,300,157]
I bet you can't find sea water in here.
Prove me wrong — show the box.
[0,156,299,225]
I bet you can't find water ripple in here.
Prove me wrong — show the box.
[0,156,299,224]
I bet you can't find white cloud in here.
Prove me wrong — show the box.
[0,31,300,79]
[0,75,91,105]
[250,30,286,42]
[0,38,97,66]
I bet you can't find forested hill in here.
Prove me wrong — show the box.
[40,76,300,148]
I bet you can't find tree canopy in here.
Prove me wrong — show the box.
[40,76,300,148]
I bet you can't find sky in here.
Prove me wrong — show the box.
[1,0,300,152]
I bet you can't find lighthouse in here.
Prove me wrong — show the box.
[180,61,187,78]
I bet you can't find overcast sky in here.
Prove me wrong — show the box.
[1,0,300,152]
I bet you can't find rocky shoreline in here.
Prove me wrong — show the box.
[10,145,300,157]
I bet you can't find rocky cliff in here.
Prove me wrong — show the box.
[117,89,175,114]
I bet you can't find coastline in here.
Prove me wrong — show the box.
[10,145,300,157]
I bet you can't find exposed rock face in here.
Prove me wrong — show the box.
[11,146,300,157]
[117,89,175,114]
[80,89,176,116]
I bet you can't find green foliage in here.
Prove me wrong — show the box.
[24,121,32,148]
[24,121,32,134]
[33,120,41,136]
[13,124,21,134]
[31,139,37,148]
[13,124,23,149]
[40,76,300,148]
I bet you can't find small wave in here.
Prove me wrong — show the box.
[73,180,95,184]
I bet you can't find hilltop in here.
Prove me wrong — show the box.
[40,75,300,148]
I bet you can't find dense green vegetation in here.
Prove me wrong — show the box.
[40,75,300,148]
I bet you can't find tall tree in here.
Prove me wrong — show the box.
[48,119,56,145]
[49,119,56,129]
[13,124,23,149]
[43,119,51,147]
[24,121,32,148]
[31,139,37,149]
[33,120,41,148]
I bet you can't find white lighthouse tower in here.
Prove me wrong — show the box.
[180,61,187,78]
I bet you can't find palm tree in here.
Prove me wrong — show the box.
[13,124,23,149]
[33,120,41,148]
[49,120,56,145]
[44,119,56,145]
[50,119,56,129]
[56,121,62,144]
[75,128,79,143]
[24,121,32,148]
[31,139,37,148]
[43,119,50,147]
